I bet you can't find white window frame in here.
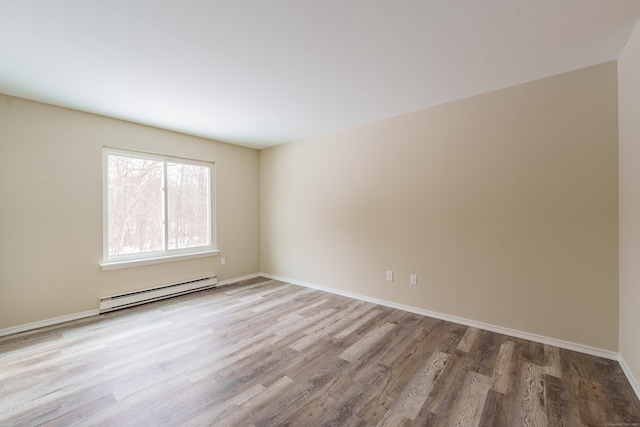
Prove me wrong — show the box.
[100,147,218,271]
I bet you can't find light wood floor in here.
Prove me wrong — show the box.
[1,277,639,426]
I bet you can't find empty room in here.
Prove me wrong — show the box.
[2,1,640,425]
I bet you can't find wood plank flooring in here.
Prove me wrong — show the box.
[1,277,639,426]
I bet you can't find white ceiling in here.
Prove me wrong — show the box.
[1,1,639,149]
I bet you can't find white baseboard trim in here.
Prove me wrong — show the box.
[261,273,619,361]
[0,273,263,338]
[0,310,99,338]
[619,354,640,401]
[216,273,262,287]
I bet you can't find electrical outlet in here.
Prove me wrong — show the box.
[410,274,417,286]
[220,257,226,266]
[386,271,393,282]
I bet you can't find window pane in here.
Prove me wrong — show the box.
[107,155,164,256]
[167,162,210,249]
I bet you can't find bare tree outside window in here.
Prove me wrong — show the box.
[107,155,164,256]
[167,162,210,249]
[104,150,213,261]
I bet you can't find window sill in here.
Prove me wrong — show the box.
[100,250,220,271]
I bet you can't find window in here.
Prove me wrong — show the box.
[101,148,217,270]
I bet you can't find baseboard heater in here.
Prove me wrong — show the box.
[99,276,217,313]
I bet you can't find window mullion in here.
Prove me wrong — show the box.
[163,160,169,253]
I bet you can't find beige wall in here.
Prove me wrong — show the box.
[260,61,619,351]
[0,95,260,330]
[619,23,640,385]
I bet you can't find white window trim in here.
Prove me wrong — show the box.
[100,249,220,271]
[102,147,217,270]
